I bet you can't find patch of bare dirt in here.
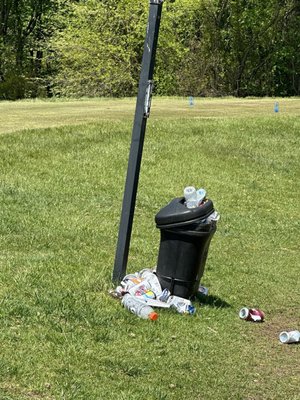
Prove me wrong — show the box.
[0,382,54,399]
[260,306,300,342]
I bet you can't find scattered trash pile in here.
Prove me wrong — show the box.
[110,185,214,320]
[111,274,300,344]
[111,184,298,345]
[110,268,203,320]
[110,272,299,344]
[239,306,299,344]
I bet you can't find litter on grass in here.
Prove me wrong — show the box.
[239,307,265,322]
[279,330,300,344]
[198,285,209,296]
[110,268,203,319]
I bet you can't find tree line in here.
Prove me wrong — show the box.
[1,0,299,100]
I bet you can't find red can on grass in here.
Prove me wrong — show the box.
[239,307,265,322]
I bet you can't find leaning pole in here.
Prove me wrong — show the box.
[113,0,164,282]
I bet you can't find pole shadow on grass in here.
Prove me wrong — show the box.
[193,294,232,308]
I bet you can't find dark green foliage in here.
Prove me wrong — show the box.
[0,0,60,99]
[0,0,299,98]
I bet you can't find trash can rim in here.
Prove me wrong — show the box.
[155,197,214,227]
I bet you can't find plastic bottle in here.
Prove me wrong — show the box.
[196,188,206,204]
[184,186,198,208]
[274,101,279,113]
[184,186,196,199]
[122,294,158,320]
[189,96,194,107]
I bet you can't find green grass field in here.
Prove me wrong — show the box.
[0,97,299,399]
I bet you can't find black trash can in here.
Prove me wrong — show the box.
[155,197,218,299]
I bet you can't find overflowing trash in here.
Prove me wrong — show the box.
[112,182,296,345]
[154,186,219,299]
[111,185,217,319]
[183,186,220,221]
[239,307,265,322]
[279,330,300,344]
[184,186,207,209]
[110,268,202,320]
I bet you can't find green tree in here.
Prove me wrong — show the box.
[50,0,149,97]
[175,0,230,96]
[176,0,300,97]
[0,0,60,99]
[272,0,300,96]
[1,0,299,99]
[50,0,206,97]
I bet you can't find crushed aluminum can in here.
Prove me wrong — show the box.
[139,269,162,297]
[239,307,265,322]
[158,288,171,302]
[168,295,196,315]
[198,285,209,296]
[108,286,126,299]
[279,330,300,344]
[206,210,220,223]
[173,303,196,315]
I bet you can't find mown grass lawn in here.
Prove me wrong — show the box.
[0,98,299,399]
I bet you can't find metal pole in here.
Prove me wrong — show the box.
[113,0,164,282]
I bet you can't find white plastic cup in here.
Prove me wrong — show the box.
[279,330,300,344]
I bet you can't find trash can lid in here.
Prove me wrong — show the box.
[155,197,214,227]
